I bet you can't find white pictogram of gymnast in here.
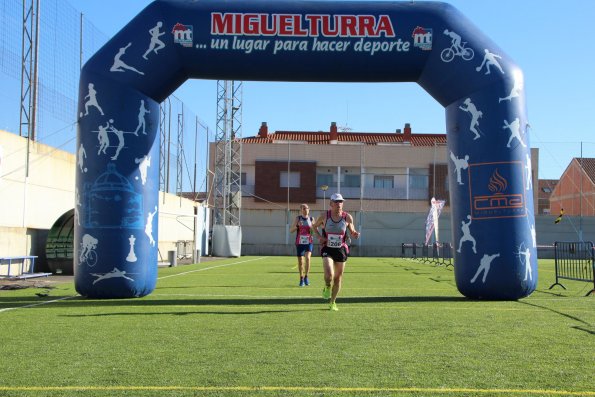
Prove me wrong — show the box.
[459,98,483,140]
[470,253,500,284]
[82,83,104,117]
[457,215,477,254]
[110,42,144,75]
[143,22,166,60]
[91,267,135,285]
[515,243,532,281]
[145,206,158,246]
[476,49,504,75]
[450,151,469,185]
[502,118,526,148]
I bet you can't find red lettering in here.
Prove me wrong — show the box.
[376,15,395,37]
[359,15,376,37]
[305,15,322,36]
[278,14,292,35]
[293,15,308,36]
[260,14,275,35]
[244,14,260,35]
[340,15,358,36]
[321,15,339,37]
[211,13,234,34]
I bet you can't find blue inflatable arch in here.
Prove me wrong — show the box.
[75,0,536,299]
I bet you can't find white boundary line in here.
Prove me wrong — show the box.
[0,296,77,313]
[157,256,267,280]
[0,257,267,313]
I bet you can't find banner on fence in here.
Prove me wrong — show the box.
[425,198,445,245]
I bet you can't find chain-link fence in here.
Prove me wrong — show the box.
[0,0,213,195]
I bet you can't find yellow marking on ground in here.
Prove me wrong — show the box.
[0,385,593,395]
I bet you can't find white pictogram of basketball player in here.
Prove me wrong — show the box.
[471,253,500,284]
[502,118,526,148]
[459,98,483,140]
[450,151,469,185]
[145,206,158,246]
[476,49,504,75]
[135,155,151,185]
[457,215,477,254]
[143,22,165,59]
[82,83,104,117]
[525,153,532,190]
[515,243,532,281]
[110,42,144,75]
[134,100,150,135]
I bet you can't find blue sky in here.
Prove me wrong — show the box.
[69,0,595,180]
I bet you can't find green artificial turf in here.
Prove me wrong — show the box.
[0,256,593,397]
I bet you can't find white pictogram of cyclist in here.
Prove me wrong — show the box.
[441,29,474,62]
[79,233,99,267]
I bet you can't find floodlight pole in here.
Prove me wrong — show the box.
[321,185,328,211]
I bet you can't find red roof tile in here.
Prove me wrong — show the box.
[242,130,446,146]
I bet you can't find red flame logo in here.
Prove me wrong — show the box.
[488,169,508,193]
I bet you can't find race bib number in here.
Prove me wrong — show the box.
[327,234,342,248]
[299,235,310,245]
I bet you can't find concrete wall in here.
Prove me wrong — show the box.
[0,130,196,271]
[240,208,595,257]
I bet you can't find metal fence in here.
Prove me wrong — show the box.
[549,241,595,296]
[401,242,453,267]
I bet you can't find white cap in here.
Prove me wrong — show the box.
[330,193,344,202]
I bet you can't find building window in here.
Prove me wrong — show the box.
[241,172,247,186]
[374,175,394,188]
[408,168,429,199]
[542,187,552,193]
[317,174,334,188]
[280,171,300,188]
[344,174,361,188]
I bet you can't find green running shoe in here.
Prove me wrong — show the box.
[322,286,331,299]
[329,302,339,311]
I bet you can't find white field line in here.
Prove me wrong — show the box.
[0,257,267,313]
[157,257,267,280]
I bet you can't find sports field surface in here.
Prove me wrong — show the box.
[0,256,593,397]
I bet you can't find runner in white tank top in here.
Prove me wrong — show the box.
[311,193,360,311]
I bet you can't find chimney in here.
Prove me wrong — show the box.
[258,122,268,138]
[403,123,412,142]
[330,122,338,143]
[395,128,402,134]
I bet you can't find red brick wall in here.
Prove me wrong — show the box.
[254,161,316,203]
[550,161,595,216]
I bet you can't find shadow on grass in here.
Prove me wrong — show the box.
[516,300,594,335]
[0,295,468,309]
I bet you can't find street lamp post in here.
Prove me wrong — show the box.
[321,185,329,211]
